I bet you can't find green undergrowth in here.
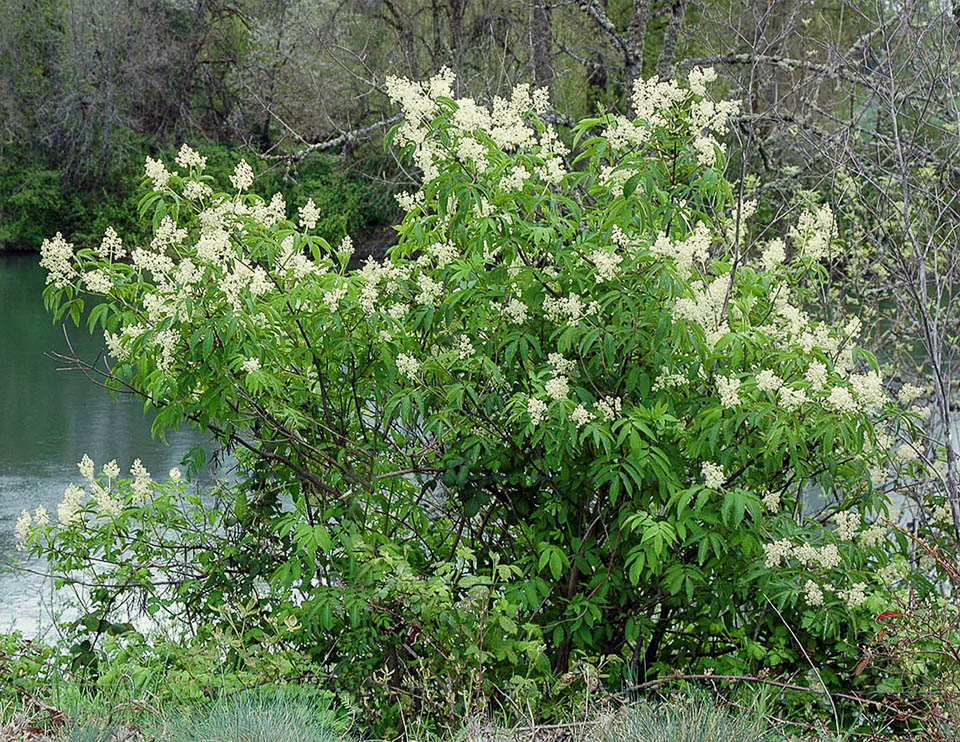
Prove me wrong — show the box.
[0,140,396,252]
[5,685,839,742]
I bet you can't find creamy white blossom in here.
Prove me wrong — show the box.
[97,227,125,260]
[175,144,207,170]
[299,198,320,230]
[803,579,824,606]
[826,386,858,414]
[544,375,569,401]
[397,353,420,380]
[760,238,786,270]
[897,383,924,406]
[131,458,152,504]
[570,404,593,428]
[58,484,86,525]
[789,204,835,261]
[833,511,861,541]
[78,454,95,482]
[595,396,622,422]
[15,510,31,546]
[548,353,576,377]
[779,386,808,411]
[716,375,741,408]
[589,249,622,282]
[230,160,254,191]
[39,233,77,288]
[701,461,725,489]
[805,361,828,391]
[528,397,548,426]
[144,156,172,188]
[505,298,528,324]
[755,369,783,393]
[761,490,781,513]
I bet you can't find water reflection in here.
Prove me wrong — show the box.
[0,253,224,635]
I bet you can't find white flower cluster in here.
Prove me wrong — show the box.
[430,241,459,269]
[595,396,622,422]
[501,164,530,192]
[320,283,345,312]
[14,507,47,548]
[589,249,622,282]
[103,325,145,362]
[39,232,77,288]
[183,180,213,200]
[673,275,729,347]
[355,257,415,314]
[803,579,824,606]
[395,190,425,212]
[837,582,868,609]
[548,353,576,377]
[396,352,420,381]
[760,238,786,270]
[175,144,207,170]
[716,375,741,408]
[761,490,781,513]
[544,376,569,401]
[608,68,735,163]
[150,215,188,253]
[788,204,835,261]
[701,461,725,489]
[652,372,687,392]
[505,297,528,324]
[242,357,261,374]
[763,538,842,571]
[849,370,886,411]
[96,226,125,261]
[826,386,858,414]
[687,66,717,96]
[83,269,113,294]
[528,397,548,426]
[755,369,783,393]
[145,156,172,188]
[804,360,827,390]
[570,404,593,428]
[543,293,599,327]
[130,459,152,504]
[416,273,444,305]
[456,335,475,360]
[155,328,180,371]
[778,385,808,411]
[649,223,711,272]
[833,511,861,541]
[230,160,255,191]
[897,383,924,406]
[386,69,555,187]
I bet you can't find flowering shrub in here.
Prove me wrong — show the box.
[33,68,929,727]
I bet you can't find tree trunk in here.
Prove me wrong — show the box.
[531,1,554,98]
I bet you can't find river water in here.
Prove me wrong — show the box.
[0,253,223,635]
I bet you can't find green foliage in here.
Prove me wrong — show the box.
[29,70,934,734]
[0,142,393,252]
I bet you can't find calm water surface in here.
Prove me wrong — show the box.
[0,253,223,635]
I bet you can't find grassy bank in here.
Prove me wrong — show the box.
[1,683,849,742]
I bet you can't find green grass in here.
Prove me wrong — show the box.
[147,687,345,742]
[591,695,781,742]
